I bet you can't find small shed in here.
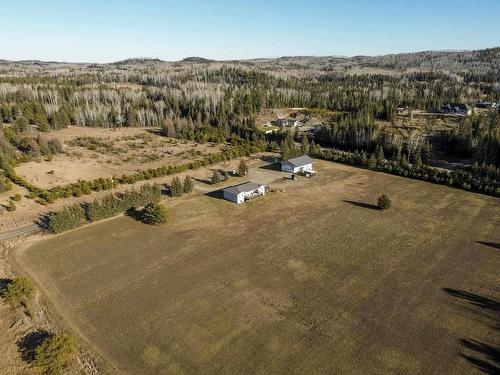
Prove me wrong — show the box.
[222,181,266,204]
[281,155,315,174]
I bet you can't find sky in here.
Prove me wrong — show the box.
[1,0,499,63]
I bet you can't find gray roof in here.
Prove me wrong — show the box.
[223,181,263,195]
[283,155,314,167]
[275,118,298,125]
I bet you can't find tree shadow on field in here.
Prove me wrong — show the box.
[460,339,500,375]
[193,177,213,185]
[476,241,500,250]
[36,214,52,231]
[443,288,500,374]
[259,162,282,171]
[17,330,52,363]
[0,278,13,293]
[204,189,225,200]
[442,288,500,312]
[145,128,162,136]
[260,155,279,163]
[343,200,379,210]
[125,208,144,222]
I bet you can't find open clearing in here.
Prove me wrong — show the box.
[15,161,500,374]
[14,127,220,189]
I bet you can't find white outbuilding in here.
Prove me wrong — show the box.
[281,155,315,174]
[222,181,266,204]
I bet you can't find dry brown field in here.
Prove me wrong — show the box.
[14,161,500,374]
[14,127,220,189]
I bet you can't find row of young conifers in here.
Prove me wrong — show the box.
[44,173,197,233]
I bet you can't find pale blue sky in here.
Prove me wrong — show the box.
[1,0,499,62]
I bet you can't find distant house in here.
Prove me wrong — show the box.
[440,103,473,116]
[396,106,409,115]
[476,101,497,109]
[222,181,266,204]
[281,155,314,174]
[273,118,299,127]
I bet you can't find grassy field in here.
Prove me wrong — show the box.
[14,127,220,189]
[15,161,500,374]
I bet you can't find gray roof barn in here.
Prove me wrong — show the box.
[222,181,262,195]
[284,155,314,168]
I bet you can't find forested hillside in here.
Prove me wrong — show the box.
[1,48,499,171]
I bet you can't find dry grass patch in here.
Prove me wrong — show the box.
[15,161,500,374]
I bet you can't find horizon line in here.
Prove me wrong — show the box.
[1,46,499,65]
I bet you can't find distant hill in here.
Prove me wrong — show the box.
[1,47,499,74]
[181,57,216,63]
[112,58,165,66]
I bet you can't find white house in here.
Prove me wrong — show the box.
[281,155,314,174]
[274,118,299,127]
[222,181,266,204]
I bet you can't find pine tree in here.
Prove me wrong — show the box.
[375,146,385,162]
[421,141,431,164]
[170,177,183,197]
[377,194,391,210]
[238,159,248,176]
[211,171,221,185]
[142,202,168,225]
[183,176,194,194]
[32,334,76,374]
[367,154,377,169]
[300,133,310,155]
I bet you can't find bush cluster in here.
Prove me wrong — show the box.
[2,166,52,201]
[0,173,13,193]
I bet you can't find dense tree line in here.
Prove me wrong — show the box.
[312,147,499,197]
[45,184,162,233]
[314,110,499,166]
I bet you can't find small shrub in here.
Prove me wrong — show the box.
[32,333,75,375]
[7,200,16,212]
[12,193,22,201]
[1,277,35,307]
[142,202,168,225]
[377,194,391,210]
[0,175,13,193]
